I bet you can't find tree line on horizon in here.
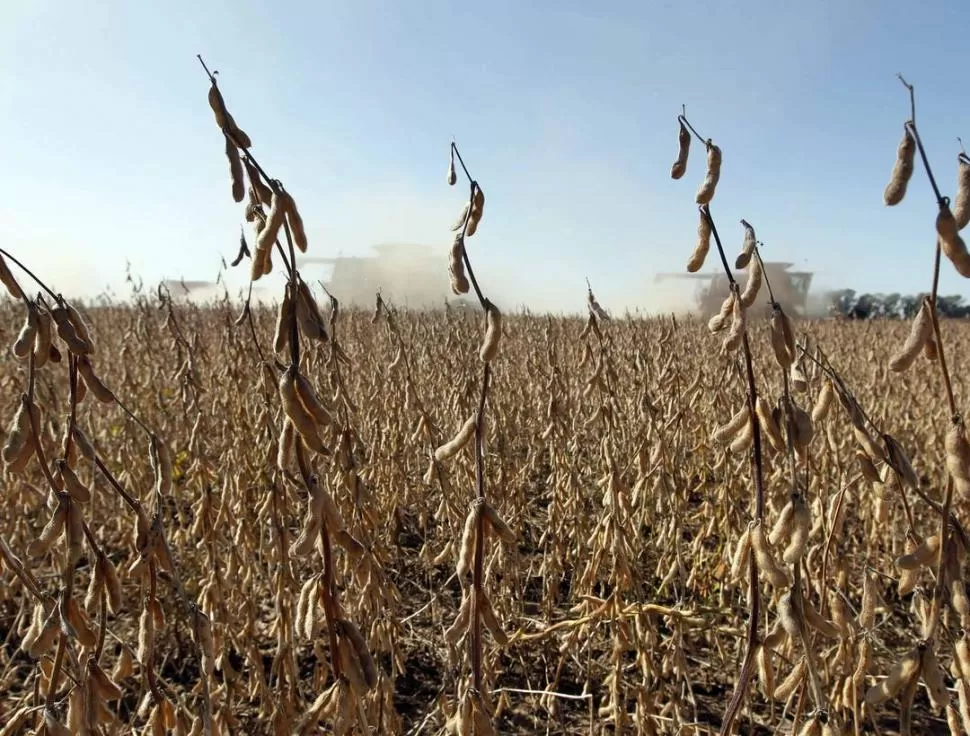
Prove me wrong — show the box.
[825,289,970,319]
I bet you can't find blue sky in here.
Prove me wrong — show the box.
[1,1,968,313]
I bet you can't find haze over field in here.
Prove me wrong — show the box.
[1,1,969,315]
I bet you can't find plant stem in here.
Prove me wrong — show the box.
[704,206,767,735]
[0,248,59,302]
[679,109,708,145]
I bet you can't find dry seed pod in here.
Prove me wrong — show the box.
[866,646,921,705]
[295,280,329,342]
[883,433,918,491]
[282,189,308,252]
[65,596,96,647]
[803,602,839,639]
[730,526,751,580]
[456,500,483,579]
[889,297,934,371]
[85,554,104,609]
[2,397,31,467]
[449,235,470,295]
[207,81,229,129]
[855,449,881,483]
[955,154,970,230]
[102,556,123,614]
[58,461,91,503]
[339,619,378,689]
[895,534,940,570]
[465,185,485,237]
[729,418,753,453]
[434,415,476,462]
[686,210,711,272]
[64,302,93,346]
[790,405,814,452]
[207,81,251,148]
[273,288,294,355]
[225,136,245,203]
[0,253,24,299]
[924,333,939,361]
[256,191,286,254]
[750,524,788,588]
[739,256,763,308]
[721,293,746,354]
[482,502,515,543]
[782,494,810,565]
[884,125,916,206]
[243,157,273,204]
[670,119,690,179]
[777,593,801,638]
[51,306,92,355]
[447,153,457,186]
[946,423,970,486]
[479,592,508,646]
[897,538,921,596]
[757,397,785,452]
[922,644,949,713]
[250,244,269,282]
[479,303,502,362]
[811,379,834,423]
[768,499,795,547]
[12,303,38,359]
[763,620,786,650]
[769,306,796,370]
[712,407,748,444]
[774,658,806,702]
[28,502,67,558]
[149,435,172,496]
[445,594,471,645]
[695,141,722,205]
[937,206,970,277]
[295,372,333,427]
[32,307,52,367]
[277,418,295,470]
[88,657,122,701]
[77,356,114,404]
[708,292,734,333]
[279,369,329,455]
[735,221,756,269]
[797,716,822,736]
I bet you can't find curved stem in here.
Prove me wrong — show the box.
[705,206,767,735]
[450,142,473,184]
[905,119,945,208]
[0,248,59,301]
[679,111,707,145]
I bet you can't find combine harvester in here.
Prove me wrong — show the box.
[654,261,814,318]
[297,243,474,310]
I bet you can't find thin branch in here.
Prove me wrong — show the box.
[679,109,708,145]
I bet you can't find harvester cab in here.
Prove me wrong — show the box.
[654,262,813,317]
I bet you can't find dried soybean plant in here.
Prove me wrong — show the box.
[0,247,212,734]
[197,56,385,735]
[670,108,846,734]
[438,142,514,736]
[671,107,761,734]
[873,73,970,733]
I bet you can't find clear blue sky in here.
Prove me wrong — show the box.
[1,1,968,313]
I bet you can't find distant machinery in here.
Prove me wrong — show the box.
[654,262,813,317]
[298,243,470,309]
